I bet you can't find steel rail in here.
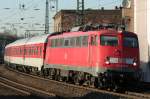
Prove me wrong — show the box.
[4,65,150,99]
[0,76,55,98]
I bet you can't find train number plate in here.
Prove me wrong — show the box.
[110,57,118,63]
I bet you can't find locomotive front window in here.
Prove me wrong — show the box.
[100,36,118,46]
[123,37,138,48]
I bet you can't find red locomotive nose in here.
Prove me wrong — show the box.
[114,49,121,56]
[100,31,139,70]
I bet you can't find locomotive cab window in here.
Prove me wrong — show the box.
[100,35,118,46]
[90,35,98,46]
[123,37,138,48]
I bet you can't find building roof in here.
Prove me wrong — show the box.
[53,9,122,19]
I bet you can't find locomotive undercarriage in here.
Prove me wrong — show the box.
[95,70,140,91]
[41,67,139,91]
[6,63,139,91]
[41,68,94,86]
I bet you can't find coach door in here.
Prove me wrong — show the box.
[89,35,98,67]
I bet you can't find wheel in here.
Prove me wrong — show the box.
[73,75,80,85]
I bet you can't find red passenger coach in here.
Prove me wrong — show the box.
[4,34,50,71]
[44,29,140,88]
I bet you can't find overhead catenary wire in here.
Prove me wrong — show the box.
[1,0,42,23]
[1,0,44,31]
[1,0,149,36]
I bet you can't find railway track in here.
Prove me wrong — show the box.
[0,78,30,96]
[0,76,56,98]
[126,92,150,99]
[1,64,150,99]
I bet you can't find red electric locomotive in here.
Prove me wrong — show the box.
[44,28,140,89]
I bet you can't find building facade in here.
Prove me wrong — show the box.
[53,9,123,32]
[133,0,150,82]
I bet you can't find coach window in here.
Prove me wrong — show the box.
[32,47,34,55]
[57,39,61,47]
[27,48,29,55]
[40,47,42,56]
[34,47,36,55]
[16,48,17,55]
[20,48,21,55]
[15,48,17,55]
[19,48,21,55]
[31,48,33,55]
[70,37,75,47]
[36,47,38,55]
[29,47,31,55]
[24,48,26,55]
[82,36,88,46]
[32,48,34,55]
[28,47,30,55]
[14,48,15,55]
[57,39,60,47]
[26,48,28,55]
[15,48,16,55]
[35,47,36,55]
[60,38,64,47]
[17,48,19,55]
[64,39,69,47]
[33,47,35,55]
[35,47,37,55]
[76,37,82,47]
[17,48,18,55]
[29,48,31,55]
[55,39,58,47]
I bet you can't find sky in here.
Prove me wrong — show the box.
[0,0,123,36]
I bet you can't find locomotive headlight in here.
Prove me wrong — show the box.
[133,58,137,66]
[105,57,110,64]
[105,61,110,65]
[133,62,137,66]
